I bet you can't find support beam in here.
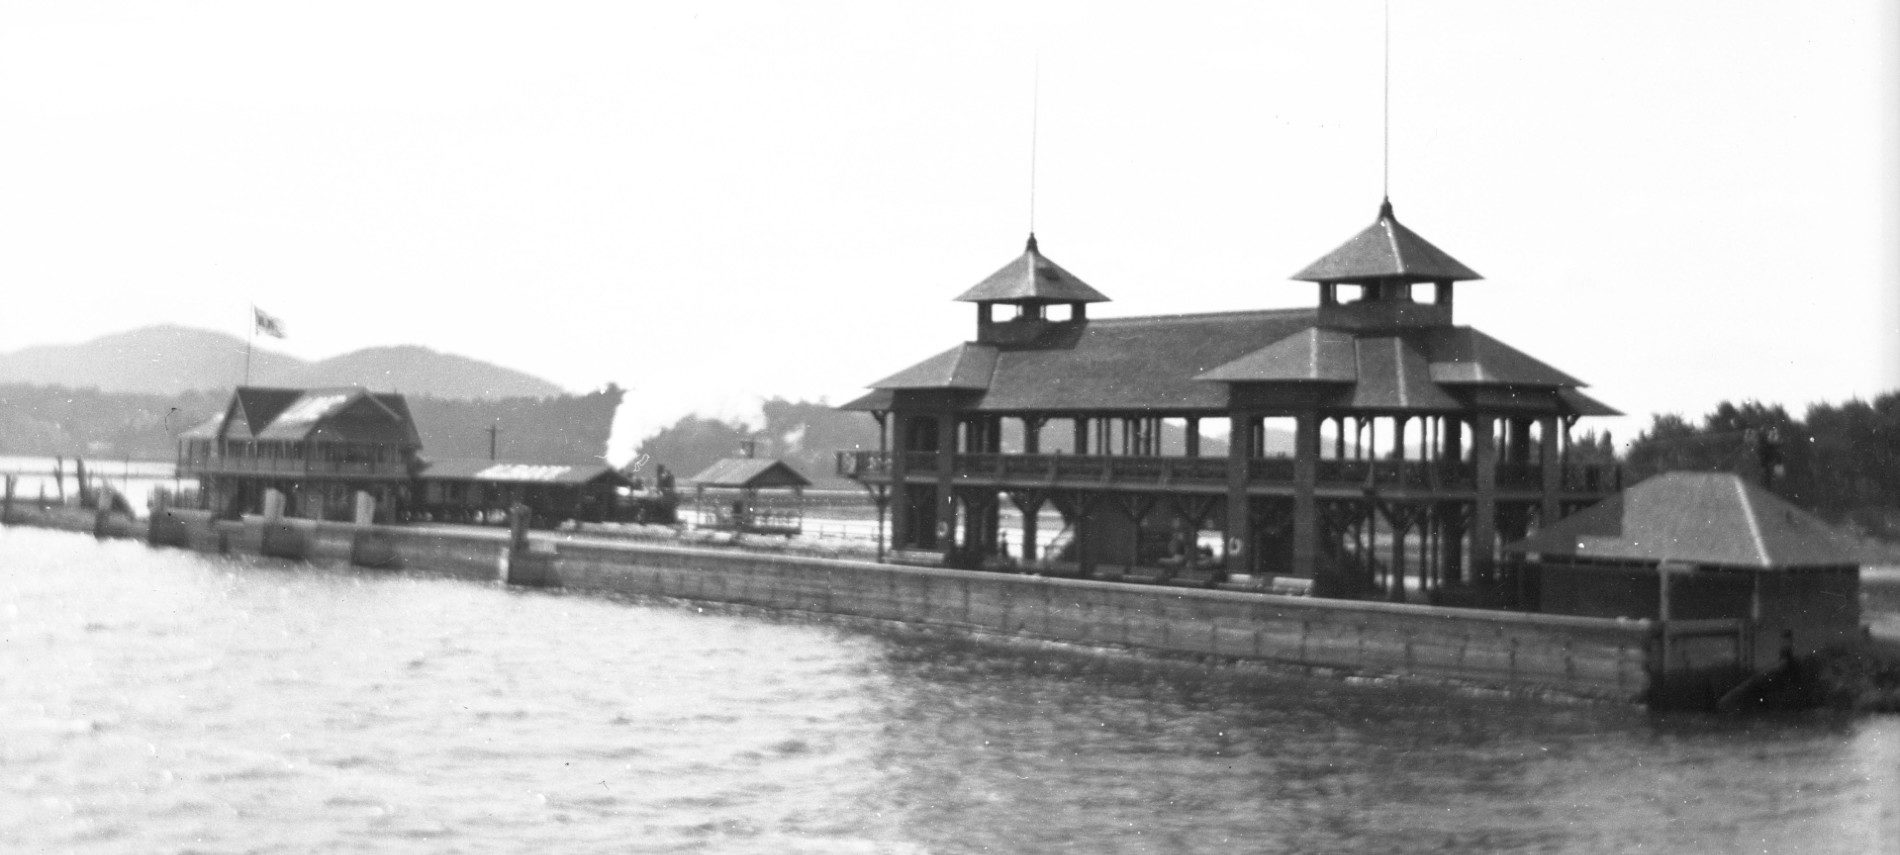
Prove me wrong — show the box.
[1185,416,1200,457]
[890,413,910,550]
[936,411,956,561]
[1226,411,1252,573]
[1471,416,1497,583]
[1292,411,1319,580]
[1539,415,1561,529]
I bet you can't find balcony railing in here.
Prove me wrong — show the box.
[837,450,1622,496]
[179,455,411,479]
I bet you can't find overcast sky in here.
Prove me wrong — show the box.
[1,1,1894,460]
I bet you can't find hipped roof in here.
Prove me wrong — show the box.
[1293,199,1481,284]
[954,234,1112,304]
[688,458,813,490]
[1503,472,1865,570]
[860,309,1610,415]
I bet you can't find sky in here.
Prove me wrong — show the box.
[1,1,1894,462]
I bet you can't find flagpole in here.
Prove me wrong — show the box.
[245,304,255,386]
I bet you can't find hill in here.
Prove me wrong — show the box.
[0,325,564,399]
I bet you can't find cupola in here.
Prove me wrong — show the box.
[1293,198,1480,330]
[955,233,1110,344]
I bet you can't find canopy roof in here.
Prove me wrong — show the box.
[688,458,812,490]
[1293,199,1482,284]
[954,234,1112,305]
[1503,472,1864,570]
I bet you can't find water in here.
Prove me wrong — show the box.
[2,526,1896,854]
[0,455,178,514]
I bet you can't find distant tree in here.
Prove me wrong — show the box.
[633,398,882,487]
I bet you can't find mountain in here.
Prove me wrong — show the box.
[0,325,564,399]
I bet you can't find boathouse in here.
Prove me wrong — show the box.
[1503,471,1864,668]
[179,386,422,522]
[836,200,1621,601]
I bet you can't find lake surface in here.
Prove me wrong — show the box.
[2,525,1896,854]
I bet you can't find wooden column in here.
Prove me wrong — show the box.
[1226,412,1252,572]
[1023,416,1042,454]
[1538,415,1561,529]
[1073,417,1088,455]
[1185,416,1200,457]
[936,411,956,559]
[1292,411,1319,579]
[888,414,910,550]
[1471,416,1497,583]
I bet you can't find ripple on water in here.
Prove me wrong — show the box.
[3,525,1897,854]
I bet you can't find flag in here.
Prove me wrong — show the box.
[254,307,287,339]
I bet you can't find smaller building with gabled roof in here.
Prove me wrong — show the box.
[687,453,812,536]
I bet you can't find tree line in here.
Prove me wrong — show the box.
[1625,392,1900,538]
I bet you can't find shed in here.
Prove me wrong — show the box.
[687,457,812,536]
[1503,471,1863,669]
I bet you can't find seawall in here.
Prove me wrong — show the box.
[35,508,1663,704]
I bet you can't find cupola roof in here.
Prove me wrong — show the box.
[954,233,1112,304]
[1293,199,1481,284]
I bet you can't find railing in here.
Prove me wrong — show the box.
[180,456,410,479]
[836,450,1624,496]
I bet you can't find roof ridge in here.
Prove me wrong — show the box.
[1086,307,1316,326]
[1733,477,1771,567]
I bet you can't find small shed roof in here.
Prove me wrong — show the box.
[688,458,813,490]
[1503,471,1864,570]
[1292,199,1481,284]
[419,458,631,487]
[954,234,1112,304]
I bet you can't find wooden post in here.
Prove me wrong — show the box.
[1073,417,1088,455]
[1471,416,1497,583]
[1185,416,1200,458]
[936,411,956,560]
[1539,415,1561,529]
[1226,412,1252,573]
[889,413,909,551]
[1292,411,1319,580]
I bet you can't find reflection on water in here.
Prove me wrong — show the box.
[1,525,1895,854]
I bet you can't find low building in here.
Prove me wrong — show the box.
[413,459,633,526]
[1503,471,1864,668]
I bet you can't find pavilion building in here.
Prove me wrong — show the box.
[836,200,1621,600]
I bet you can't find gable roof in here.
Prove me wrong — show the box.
[1293,199,1481,284]
[1343,336,1463,411]
[688,458,813,490]
[199,387,422,446]
[1503,471,1864,569]
[954,234,1112,304]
